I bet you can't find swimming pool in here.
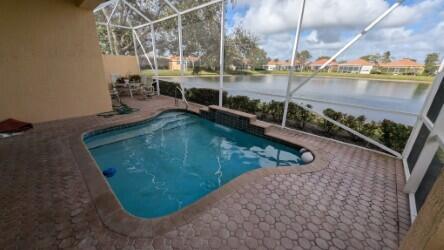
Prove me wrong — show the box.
[84,111,305,218]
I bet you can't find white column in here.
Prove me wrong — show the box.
[281,0,306,127]
[219,1,225,106]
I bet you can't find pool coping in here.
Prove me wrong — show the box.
[70,107,330,238]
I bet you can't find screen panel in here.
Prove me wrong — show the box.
[407,124,431,172]
[426,77,444,123]
[415,148,444,210]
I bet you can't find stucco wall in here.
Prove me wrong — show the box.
[0,0,111,123]
[400,171,444,249]
[102,55,140,84]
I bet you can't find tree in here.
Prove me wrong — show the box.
[360,54,381,64]
[95,2,268,71]
[317,56,330,60]
[96,25,113,55]
[296,50,311,70]
[424,53,439,75]
[382,51,391,63]
[224,27,268,70]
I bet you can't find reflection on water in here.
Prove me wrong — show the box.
[161,75,430,125]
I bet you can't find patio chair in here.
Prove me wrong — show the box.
[109,82,121,104]
[111,74,124,97]
[139,76,155,99]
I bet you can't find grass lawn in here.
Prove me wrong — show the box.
[291,71,434,83]
[141,69,434,83]
[141,69,217,76]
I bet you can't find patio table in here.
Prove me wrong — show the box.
[115,81,141,98]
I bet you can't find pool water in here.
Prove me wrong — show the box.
[85,111,304,218]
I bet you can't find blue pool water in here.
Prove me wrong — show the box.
[84,111,304,218]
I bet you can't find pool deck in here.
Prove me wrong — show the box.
[0,96,410,249]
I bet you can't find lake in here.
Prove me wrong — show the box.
[159,75,430,125]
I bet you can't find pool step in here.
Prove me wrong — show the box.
[86,115,196,149]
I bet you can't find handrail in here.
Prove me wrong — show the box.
[175,87,189,110]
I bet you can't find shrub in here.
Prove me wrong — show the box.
[155,84,413,153]
[158,80,180,97]
[186,88,226,106]
[226,96,261,114]
[287,103,315,129]
[322,108,344,135]
[192,66,201,75]
[129,74,141,82]
[342,114,366,141]
[380,119,412,152]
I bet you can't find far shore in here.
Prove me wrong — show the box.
[141,70,434,84]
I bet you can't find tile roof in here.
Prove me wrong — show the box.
[340,59,374,66]
[310,58,338,66]
[380,59,424,68]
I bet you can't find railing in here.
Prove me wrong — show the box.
[174,87,189,110]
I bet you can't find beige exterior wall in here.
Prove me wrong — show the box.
[102,55,140,84]
[0,0,112,123]
[400,171,444,250]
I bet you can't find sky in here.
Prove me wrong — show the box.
[225,0,444,63]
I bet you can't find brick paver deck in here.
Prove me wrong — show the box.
[0,96,410,249]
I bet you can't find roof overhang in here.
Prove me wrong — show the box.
[77,0,105,10]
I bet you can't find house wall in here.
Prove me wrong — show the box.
[169,59,182,71]
[0,0,112,123]
[102,55,140,84]
[400,171,444,249]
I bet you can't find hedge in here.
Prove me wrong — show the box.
[158,80,412,153]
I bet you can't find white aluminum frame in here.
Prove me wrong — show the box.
[401,61,444,222]
[219,1,225,107]
[132,30,141,69]
[96,0,225,100]
[150,24,161,96]
[95,0,406,157]
[95,0,444,223]
[282,0,306,127]
[177,15,185,100]
[280,0,405,157]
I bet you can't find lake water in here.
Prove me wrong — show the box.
[160,75,430,125]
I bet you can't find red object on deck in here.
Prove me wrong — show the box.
[0,119,33,133]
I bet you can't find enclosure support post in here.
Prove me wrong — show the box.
[106,0,120,55]
[106,25,115,55]
[101,9,114,55]
[218,1,225,107]
[132,29,141,71]
[178,15,185,100]
[281,0,306,127]
[151,24,160,96]
[133,31,155,71]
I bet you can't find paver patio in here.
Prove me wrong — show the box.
[0,96,410,249]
